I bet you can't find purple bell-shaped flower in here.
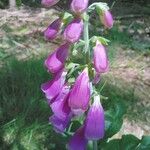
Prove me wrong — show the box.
[68,68,90,115]
[51,85,71,120]
[49,114,72,133]
[100,10,114,29]
[44,18,61,40]
[68,127,88,150]
[41,0,60,7]
[93,41,108,74]
[71,0,89,14]
[84,95,105,140]
[41,70,67,103]
[63,19,83,43]
[45,43,69,74]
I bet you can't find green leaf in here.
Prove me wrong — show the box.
[101,135,140,150]
[137,136,150,150]
[101,139,120,150]
[120,134,140,150]
[105,115,123,138]
[61,12,73,25]
[70,121,81,133]
[88,2,109,13]
[90,36,110,45]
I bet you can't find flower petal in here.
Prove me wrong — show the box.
[44,18,61,40]
[45,43,69,74]
[64,19,83,43]
[41,70,67,102]
[71,0,89,14]
[85,95,105,140]
[68,127,88,150]
[93,41,109,73]
[68,68,90,115]
[51,85,71,119]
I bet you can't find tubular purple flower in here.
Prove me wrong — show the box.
[71,0,89,14]
[68,68,90,115]
[41,0,60,7]
[93,41,108,73]
[44,18,61,40]
[41,70,67,103]
[63,19,83,43]
[49,114,71,133]
[100,10,114,29]
[68,127,88,150]
[45,43,69,74]
[51,85,71,120]
[84,95,105,140]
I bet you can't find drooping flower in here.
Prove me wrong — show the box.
[49,114,72,133]
[44,18,61,40]
[41,0,60,7]
[68,127,88,150]
[93,41,108,73]
[100,10,113,29]
[68,68,90,115]
[41,70,67,103]
[51,85,71,120]
[84,95,105,140]
[45,43,69,74]
[63,19,83,43]
[71,0,89,14]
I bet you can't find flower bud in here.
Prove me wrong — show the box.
[68,68,90,115]
[85,95,105,140]
[41,70,67,103]
[93,41,108,73]
[68,127,88,150]
[45,43,69,74]
[100,10,113,29]
[71,0,89,14]
[51,85,71,120]
[64,19,83,43]
[44,18,61,40]
[41,0,60,7]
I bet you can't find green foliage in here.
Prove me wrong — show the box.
[100,135,150,150]
[0,0,8,8]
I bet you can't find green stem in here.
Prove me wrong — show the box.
[83,13,90,64]
[93,141,98,150]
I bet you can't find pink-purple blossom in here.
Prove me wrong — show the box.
[41,70,67,103]
[93,41,108,73]
[63,19,84,43]
[51,85,71,120]
[84,95,105,140]
[44,18,61,40]
[71,0,89,14]
[41,0,60,7]
[68,68,90,115]
[100,10,114,29]
[68,127,88,150]
[45,43,69,74]
[49,114,71,133]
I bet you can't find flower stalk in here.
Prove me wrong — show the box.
[83,13,90,64]
[93,141,98,150]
